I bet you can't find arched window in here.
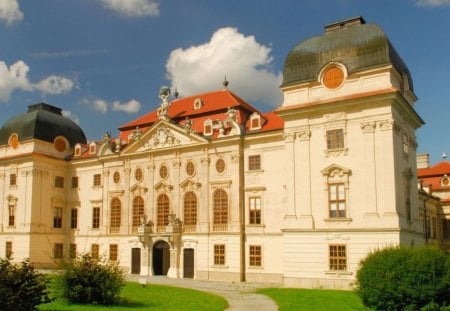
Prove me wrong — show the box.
[157,194,170,231]
[184,192,197,231]
[132,196,145,232]
[213,189,228,231]
[110,197,121,233]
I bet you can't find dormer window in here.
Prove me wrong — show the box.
[204,119,213,136]
[249,112,262,130]
[194,98,203,110]
[89,142,96,154]
[441,175,450,187]
[74,144,81,156]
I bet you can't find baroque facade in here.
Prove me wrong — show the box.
[0,17,435,289]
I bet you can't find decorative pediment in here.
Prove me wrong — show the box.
[154,181,173,193]
[122,120,208,154]
[321,164,351,178]
[180,178,201,191]
[130,183,148,195]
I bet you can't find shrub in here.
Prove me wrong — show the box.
[0,258,52,311]
[356,246,450,311]
[59,253,125,305]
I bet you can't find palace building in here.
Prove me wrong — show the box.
[0,16,443,289]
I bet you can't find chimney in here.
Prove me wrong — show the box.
[416,153,430,169]
[325,16,365,33]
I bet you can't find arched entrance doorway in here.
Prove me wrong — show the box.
[152,240,170,275]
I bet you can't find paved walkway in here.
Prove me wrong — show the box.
[127,275,279,311]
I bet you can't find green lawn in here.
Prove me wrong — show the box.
[258,288,369,311]
[39,282,228,311]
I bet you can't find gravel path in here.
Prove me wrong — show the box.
[128,275,279,311]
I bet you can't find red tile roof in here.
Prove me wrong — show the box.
[418,161,450,178]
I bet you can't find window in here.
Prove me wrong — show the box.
[5,241,12,259]
[53,207,63,228]
[323,66,344,89]
[8,204,15,227]
[402,132,409,155]
[9,133,19,149]
[70,208,78,229]
[69,243,77,259]
[93,174,101,186]
[248,155,261,171]
[110,197,121,233]
[74,144,81,156]
[92,207,100,229]
[329,245,347,271]
[249,113,262,130]
[215,159,226,174]
[109,244,118,261]
[135,168,143,182]
[159,165,168,179]
[91,244,99,260]
[249,245,262,267]
[249,197,261,224]
[71,177,78,188]
[113,171,120,184]
[54,137,67,152]
[132,196,145,232]
[326,129,344,150]
[157,194,170,230]
[184,192,197,229]
[214,244,225,265]
[55,176,64,188]
[213,189,228,231]
[204,120,213,136]
[329,183,346,218]
[89,143,96,154]
[54,243,63,259]
[9,174,16,186]
[186,161,195,176]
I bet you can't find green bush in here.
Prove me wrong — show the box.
[0,258,52,311]
[59,253,125,305]
[356,246,450,311]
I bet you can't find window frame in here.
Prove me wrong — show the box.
[213,189,228,227]
[214,244,225,266]
[92,206,100,229]
[70,208,78,229]
[53,206,63,228]
[329,244,347,271]
[8,204,15,227]
[132,196,145,232]
[71,176,79,188]
[9,173,16,186]
[249,196,261,225]
[248,154,261,171]
[249,245,262,267]
[54,243,63,259]
[91,244,99,260]
[326,128,344,150]
[69,243,77,259]
[55,176,64,188]
[5,241,12,259]
[109,244,118,261]
[328,183,346,218]
[93,173,102,187]
[157,194,170,229]
[183,191,197,227]
[110,197,121,233]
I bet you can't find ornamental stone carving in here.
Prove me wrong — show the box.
[360,121,376,133]
[297,127,311,141]
[143,127,180,150]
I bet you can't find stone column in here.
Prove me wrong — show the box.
[296,127,314,228]
[361,121,379,217]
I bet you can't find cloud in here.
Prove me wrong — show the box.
[0,0,23,25]
[100,0,159,17]
[165,27,283,108]
[416,0,450,6]
[0,60,75,102]
[62,110,80,125]
[112,99,141,113]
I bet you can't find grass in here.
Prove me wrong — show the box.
[39,281,228,311]
[258,288,369,311]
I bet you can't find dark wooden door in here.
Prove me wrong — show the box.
[183,248,194,278]
[153,241,170,275]
[131,248,141,274]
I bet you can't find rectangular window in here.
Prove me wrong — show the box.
[8,205,15,227]
[93,174,101,186]
[249,245,262,267]
[214,244,225,265]
[92,207,100,229]
[69,243,77,259]
[91,244,99,260]
[109,244,118,261]
[53,207,63,228]
[329,245,347,271]
[204,124,212,136]
[329,183,346,218]
[251,117,260,129]
[55,176,64,188]
[326,129,344,150]
[402,132,409,154]
[248,155,261,171]
[9,174,16,186]
[70,208,78,229]
[54,243,63,259]
[249,197,261,224]
[5,241,12,259]
[71,177,79,188]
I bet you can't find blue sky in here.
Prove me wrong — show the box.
[0,0,449,164]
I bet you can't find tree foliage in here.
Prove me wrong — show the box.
[356,246,450,311]
[59,253,125,305]
[0,258,52,311]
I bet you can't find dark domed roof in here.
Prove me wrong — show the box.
[281,17,413,90]
[0,103,87,147]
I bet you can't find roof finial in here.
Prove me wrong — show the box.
[173,87,179,99]
[223,75,229,89]
[443,152,447,160]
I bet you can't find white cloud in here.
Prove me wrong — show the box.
[0,60,75,102]
[62,110,80,125]
[416,0,450,6]
[112,99,141,113]
[0,0,23,25]
[101,0,159,17]
[165,27,282,108]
